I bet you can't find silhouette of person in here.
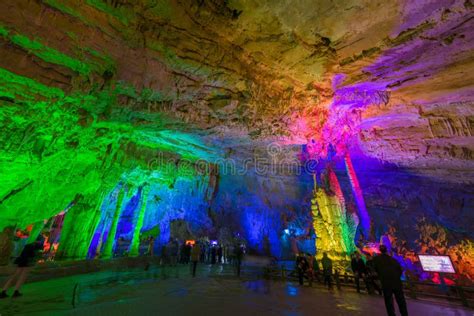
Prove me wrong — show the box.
[373,245,408,316]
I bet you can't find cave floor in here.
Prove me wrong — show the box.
[0,264,471,316]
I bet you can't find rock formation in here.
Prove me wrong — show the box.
[0,0,472,279]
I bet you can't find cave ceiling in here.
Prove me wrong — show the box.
[0,0,473,181]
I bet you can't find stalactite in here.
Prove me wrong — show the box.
[204,163,219,201]
[344,152,371,239]
[101,186,126,259]
[53,205,78,258]
[84,190,108,259]
[87,188,121,259]
[0,179,33,205]
[129,186,150,256]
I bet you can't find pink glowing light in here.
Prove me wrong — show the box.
[344,152,370,238]
[328,166,345,204]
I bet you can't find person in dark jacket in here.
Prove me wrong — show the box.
[211,245,217,264]
[184,243,192,264]
[190,243,201,277]
[305,253,315,286]
[0,232,47,298]
[351,252,368,293]
[295,253,309,286]
[312,255,321,283]
[217,245,223,264]
[321,252,333,290]
[234,244,244,277]
[373,245,408,316]
[365,253,382,295]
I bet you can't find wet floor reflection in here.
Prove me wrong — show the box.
[285,284,298,297]
[0,265,472,316]
[244,279,271,294]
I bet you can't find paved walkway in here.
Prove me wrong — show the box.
[0,264,472,316]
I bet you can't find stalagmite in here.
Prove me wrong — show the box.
[102,186,126,259]
[129,186,150,256]
[311,168,357,268]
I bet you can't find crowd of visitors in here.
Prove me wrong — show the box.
[0,221,409,316]
[160,240,236,266]
[350,251,382,295]
[295,252,334,289]
[293,245,408,316]
[158,239,246,277]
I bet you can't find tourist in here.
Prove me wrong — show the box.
[190,243,201,277]
[12,229,29,261]
[0,232,47,298]
[228,244,235,265]
[148,236,155,256]
[321,252,333,290]
[222,245,227,263]
[334,270,341,289]
[199,241,205,263]
[143,236,154,271]
[211,244,217,264]
[373,245,408,316]
[116,237,126,257]
[351,252,368,293]
[305,253,314,286]
[217,245,223,264]
[296,253,309,286]
[365,253,382,295]
[168,239,178,266]
[234,244,244,277]
[180,242,186,264]
[0,226,14,266]
[204,242,210,263]
[184,242,192,264]
[161,241,169,265]
[312,255,322,283]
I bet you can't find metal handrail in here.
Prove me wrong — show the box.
[264,265,473,308]
[67,262,473,310]
[72,283,79,309]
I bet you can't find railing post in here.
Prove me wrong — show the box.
[263,266,269,279]
[281,265,286,280]
[335,270,341,290]
[457,286,469,307]
[406,276,417,299]
[72,283,79,308]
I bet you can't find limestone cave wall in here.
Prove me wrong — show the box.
[0,0,472,280]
